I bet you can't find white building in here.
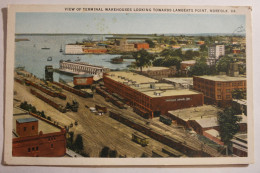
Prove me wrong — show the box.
[65,44,84,54]
[207,44,225,65]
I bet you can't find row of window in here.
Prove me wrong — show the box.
[23,125,35,131]
[28,146,38,152]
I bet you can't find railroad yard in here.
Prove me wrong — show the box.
[13,71,223,157]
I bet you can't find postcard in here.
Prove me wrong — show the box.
[4,4,253,166]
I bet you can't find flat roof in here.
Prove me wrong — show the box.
[107,71,158,84]
[195,75,246,82]
[17,118,38,123]
[195,117,218,128]
[13,107,61,138]
[134,66,170,72]
[107,71,201,97]
[204,129,220,138]
[181,60,196,64]
[168,105,221,121]
[163,78,193,85]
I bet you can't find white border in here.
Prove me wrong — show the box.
[2,3,255,168]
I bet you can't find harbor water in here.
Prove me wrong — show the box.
[15,34,135,82]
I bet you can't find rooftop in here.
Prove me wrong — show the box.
[107,71,201,98]
[134,66,170,72]
[16,118,38,124]
[13,107,61,138]
[204,129,221,138]
[163,78,193,85]
[195,75,246,82]
[181,60,196,64]
[168,105,222,121]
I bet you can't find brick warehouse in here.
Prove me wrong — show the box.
[12,107,66,157]
[193,75,246,106]
[104,71,204,118]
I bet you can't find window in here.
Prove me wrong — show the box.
[217,83,221,87]
[226,95,231,99]
[226,89,231,93]
[24,127,26,131]
[32,126,34,130]
[36,146,38,151]
[51,144,53,148]
[28,148,31,152]
[217,95,221,99]
[32,147,35,151]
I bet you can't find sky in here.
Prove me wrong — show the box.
[15,12,245,34]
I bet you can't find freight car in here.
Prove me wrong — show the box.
[132,132,149,147]
[14,77,25,85]
[109,111,218,157]
[30,89,66,113]
[162,147,185,157]
[152,150,169,157]
[96,87,126,109]
[95,104,107,113]
[159,115,172,125]
[52,81,89,98]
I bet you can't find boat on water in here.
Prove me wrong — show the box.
[60,45,63,52]
[42,47,50,50]
[47,57,52,61]
[75,57,81,62]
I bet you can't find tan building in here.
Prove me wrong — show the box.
[134,66,177,80]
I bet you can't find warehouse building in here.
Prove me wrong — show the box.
[12,107,66,157]
[193,75,246,106]
[103,71,204,118]
[162,77,193,89]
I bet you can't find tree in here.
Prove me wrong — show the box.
[216,56,232,73]
[217,107,242,155]
[188,57,209,76]
[100,146,110,157]
[232,89,246,99]
[145,39,155,48]
[74,134,84,152]
[132,49,154,72]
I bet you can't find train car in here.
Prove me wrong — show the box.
[159,115,172,125]
[95,104,107,113]
[132,132,149,147]
[152,150,169,157]
[162,147,185,157]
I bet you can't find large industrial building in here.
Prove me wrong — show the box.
[103,71,204,118]
[12,107,66,157]
[193,75,246,106]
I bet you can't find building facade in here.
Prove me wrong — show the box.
[13,108,66,157]
[134,66,177,80]
[103,72,204,118]
[59,60,110,77]
[134,43,149,50]
[193,75,246,106]
[208,44,225,65]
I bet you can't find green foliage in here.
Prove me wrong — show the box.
[99,146,118,158]
[188,57,210,76]
[153,56,181,70]
[217,107,242,145]
[145,39,155,48]
[200,44,207,52]
[132,49,155,72]
[74,134,84,152]
[47,116,51,121]
[141,152,148,157]
[183,50,200,60]
[232,89,246,99]
[216,56,232,73]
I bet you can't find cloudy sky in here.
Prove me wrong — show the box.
[16,12,245,34]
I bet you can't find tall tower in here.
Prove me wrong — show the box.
[45,65,53,82]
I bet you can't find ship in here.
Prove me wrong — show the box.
[42,47,50,50]
[47,57,52,61]
[75,57,81,62]
[60,45,63,52]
